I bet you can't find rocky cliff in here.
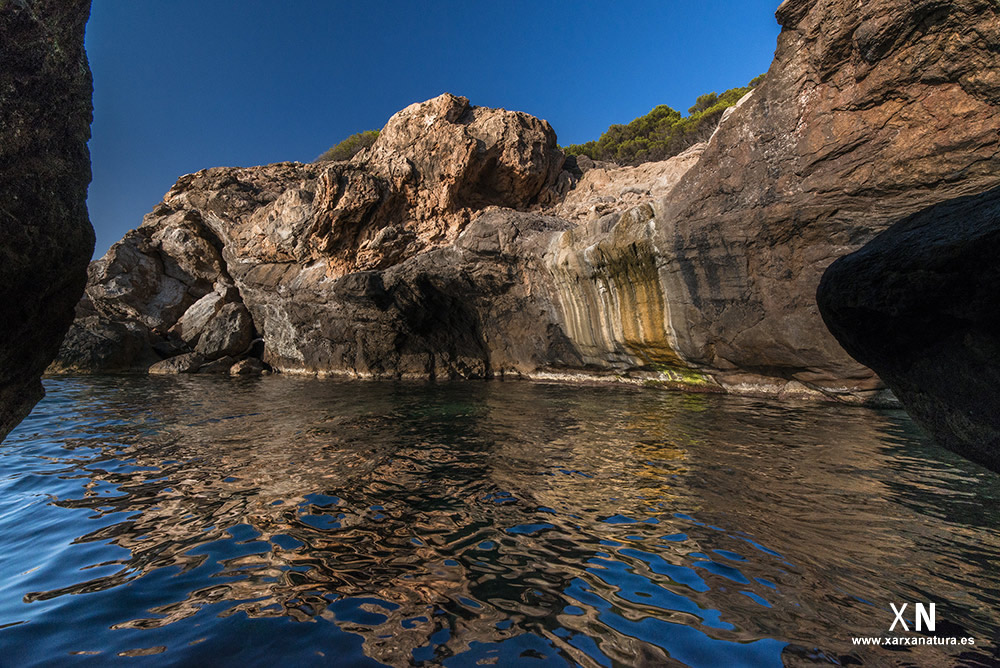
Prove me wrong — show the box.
[0,0,95,439]
[57,0,1000,410]
[648,0,1000,400]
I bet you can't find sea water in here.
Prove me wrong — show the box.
[1,376,998,666]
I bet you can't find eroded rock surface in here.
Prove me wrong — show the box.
[149,353,205,375]
[1,0,95,439]
[56,95,567,378]
[194,303,254,360]
[548,143,706,223]
[230,358,266,376]
[532,0,1000,402]
[47,297,157,374]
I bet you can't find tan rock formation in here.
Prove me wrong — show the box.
[549,142,706,223]
[542,0,1000,401]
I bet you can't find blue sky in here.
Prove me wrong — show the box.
[85,1,782,257]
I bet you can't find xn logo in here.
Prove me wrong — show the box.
[890,602,935,632]
[851,602,973,646]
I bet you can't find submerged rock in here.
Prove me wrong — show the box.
[197,355,239,374]
[818,186,1000,472]
[230,358,266,376]
[0,0,96,439]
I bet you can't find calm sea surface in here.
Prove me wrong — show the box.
[1,376,998,667]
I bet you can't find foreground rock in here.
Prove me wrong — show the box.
[57,0,1000,418]
[818,186,1000,472]
[0,0,95,439]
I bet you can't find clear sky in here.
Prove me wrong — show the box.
[84,1,782,257]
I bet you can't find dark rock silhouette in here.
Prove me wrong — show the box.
[819,186,1000,472]
[0,0,95,439]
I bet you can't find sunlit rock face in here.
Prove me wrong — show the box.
[535,0,1000,400]
[57,0,1000,411]
[647,0,1000,400]
[0,0,95,439]
[52,94,572,378]
[546,203,695,377]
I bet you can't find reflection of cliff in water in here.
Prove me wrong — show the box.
[25,377,1000,666]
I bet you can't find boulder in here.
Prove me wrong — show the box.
[148,353,204,375]
[84,210,226,333]
[0,0,95,439]
[194,303,254,360]
[170,292,225,345]
[197,355,239,374]
[818,185,1000,471]
[362,92,564,214]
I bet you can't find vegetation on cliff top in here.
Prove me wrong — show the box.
[315,129,380,162]
[563,74,764,165]
[316,75,763,167]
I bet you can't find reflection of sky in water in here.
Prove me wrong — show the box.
[0,376,999,666]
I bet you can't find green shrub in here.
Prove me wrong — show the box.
[688,92,719,115]
[315,129,380,162]
[563,75,764,166]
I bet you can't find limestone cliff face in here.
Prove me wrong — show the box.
[57,0,1000,409]
[0,0,95,438]
[539,0,1000,401]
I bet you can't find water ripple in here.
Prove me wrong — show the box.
[0,376,998,666]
